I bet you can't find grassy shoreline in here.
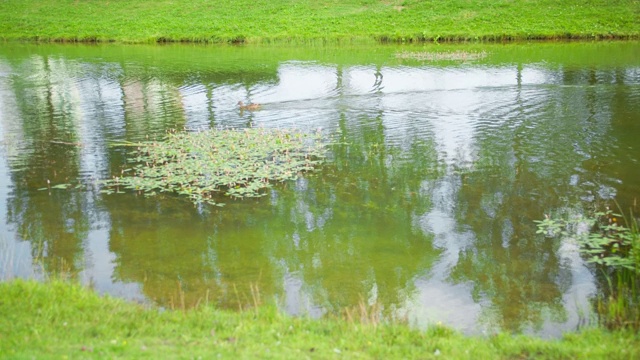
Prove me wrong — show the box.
[0,0,638,44]
[1,279,639,359]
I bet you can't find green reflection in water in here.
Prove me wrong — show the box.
[0,41,639,335]
[102,112,442,315]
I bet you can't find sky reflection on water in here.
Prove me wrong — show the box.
[0,42,639,337]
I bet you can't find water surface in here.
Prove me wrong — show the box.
[1,41,639,337]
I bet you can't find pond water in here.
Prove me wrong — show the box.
[0,41,638,337]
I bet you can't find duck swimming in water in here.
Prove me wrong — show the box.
[237,101,261,111]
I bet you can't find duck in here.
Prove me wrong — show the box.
[237,101,261,111]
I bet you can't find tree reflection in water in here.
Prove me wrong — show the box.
[1,42,638,335]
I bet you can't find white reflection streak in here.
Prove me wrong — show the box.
[281,270,325,318]
[343,66,379,95]
[180,84,210,129]
[37,60,145,300]
[391,67,522,333]
[261,63,337,103]
[0,62,27,162]
[0,60,35,279]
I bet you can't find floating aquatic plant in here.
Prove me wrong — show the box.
[536,208,640,273]
[395,50,488,62]
[101,128,327,206]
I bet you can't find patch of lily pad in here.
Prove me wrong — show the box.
[101,127,327,206]
[395,50,488,62]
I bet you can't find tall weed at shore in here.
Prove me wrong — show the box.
[595,269,639,330]
[536,204,640,329]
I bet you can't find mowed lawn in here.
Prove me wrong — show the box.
[0,0,638,43]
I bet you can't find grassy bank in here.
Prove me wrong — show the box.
[1,280,638,359]
[0,0,638,44]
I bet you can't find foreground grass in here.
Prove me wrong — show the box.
[1,280,638,359]
[0,0,638,44]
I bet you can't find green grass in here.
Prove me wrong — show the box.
[596,270,640,330]
[1,280,639,359]
[0,0,638,44]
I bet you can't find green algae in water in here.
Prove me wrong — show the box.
[101,128,328,206]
